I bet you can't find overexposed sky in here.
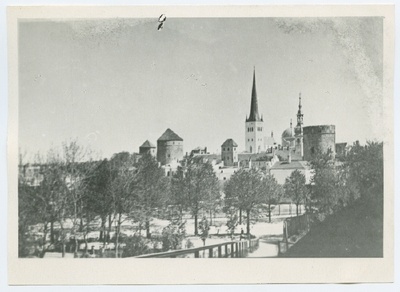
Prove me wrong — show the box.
[19,17,383,160]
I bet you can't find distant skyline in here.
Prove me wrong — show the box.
[19,17,383,161]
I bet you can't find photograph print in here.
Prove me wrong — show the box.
[14,6,391,265]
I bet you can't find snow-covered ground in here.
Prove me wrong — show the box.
[246,241,279,258]
[29,212,288,257]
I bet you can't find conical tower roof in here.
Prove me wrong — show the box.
[246,68,262,122]
[140,140,156,148]
[157,128,183,141]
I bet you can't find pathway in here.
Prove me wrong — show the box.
[246,238,280,258]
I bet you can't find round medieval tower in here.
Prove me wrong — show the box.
[303,125,336,161]
[157,128,184,165]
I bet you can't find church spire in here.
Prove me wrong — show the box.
[297,92,303,127]
[246,67,262,122]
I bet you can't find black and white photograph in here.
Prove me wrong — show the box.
[6,4,395,286]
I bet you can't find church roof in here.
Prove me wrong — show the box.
[282,127,294,139]
[246,68,263,122]
[157,128,183,141]
[139,140,156,148]
[221,139,238,147]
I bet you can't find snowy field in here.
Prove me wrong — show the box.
[29,205,298,257]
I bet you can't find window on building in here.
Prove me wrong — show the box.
[223,177,226,180]
[223,148,225,151]
[228,148,230,151]
[168,154,170,157]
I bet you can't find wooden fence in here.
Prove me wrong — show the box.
[135,239,260,258]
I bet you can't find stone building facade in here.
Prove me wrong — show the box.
[139,140,156,157]
[221,139,238,167]
[156,128,184,165]
[303,125,336,161]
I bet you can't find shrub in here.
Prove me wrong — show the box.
[161,218,186,251]
[121,235,151,257]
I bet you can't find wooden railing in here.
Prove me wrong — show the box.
[135,239,260,258]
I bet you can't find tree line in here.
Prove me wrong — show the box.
[18,140,383,257]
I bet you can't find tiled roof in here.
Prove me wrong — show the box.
[221,139,238,147]
[157,128,183,141]
[139,140,156,148]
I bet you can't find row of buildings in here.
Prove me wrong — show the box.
[135,69,348,185]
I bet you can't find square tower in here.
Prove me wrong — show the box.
[221,139,238,166]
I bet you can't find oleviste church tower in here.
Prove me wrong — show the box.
[245,68,265,153]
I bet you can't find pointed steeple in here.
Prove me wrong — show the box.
[246,67,262,122]
[297,92,303,127]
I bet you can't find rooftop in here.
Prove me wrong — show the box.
[221,139,238,147]
[139,140,156,148]
[157,128,183,142]
[246,68,263,122]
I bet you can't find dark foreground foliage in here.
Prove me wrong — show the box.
[282,141,384,257]
[281,196,383,257]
